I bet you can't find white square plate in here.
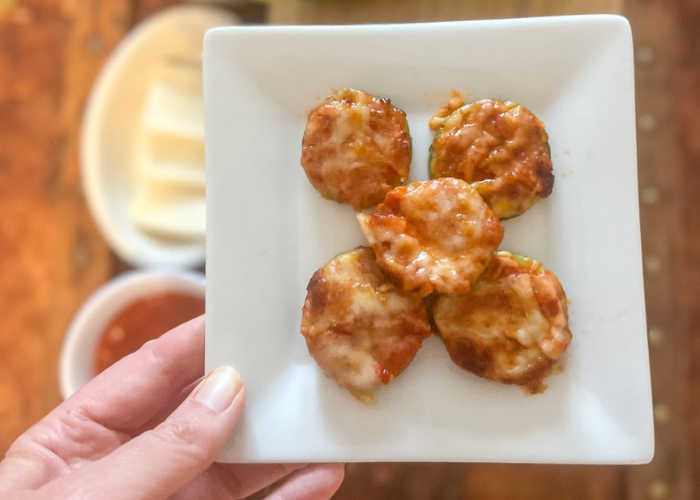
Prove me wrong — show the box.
[203,15,653,464]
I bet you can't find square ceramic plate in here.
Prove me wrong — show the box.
[203,15,653,464]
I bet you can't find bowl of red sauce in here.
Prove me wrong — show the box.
[60,269,205,398]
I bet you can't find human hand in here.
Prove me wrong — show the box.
[0,316,344,499]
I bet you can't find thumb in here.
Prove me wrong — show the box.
[54,366,245,500]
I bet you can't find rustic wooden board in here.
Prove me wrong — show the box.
[0,0,127,454]
[622,1,697,499]
[270,0,622,24]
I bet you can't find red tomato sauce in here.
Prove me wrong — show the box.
[94,291,205,374]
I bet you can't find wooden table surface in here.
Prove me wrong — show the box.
[2,0,699,498]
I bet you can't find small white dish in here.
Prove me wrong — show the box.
[81,5,238,268]
[203,15,653,464]
[60,269,205,399]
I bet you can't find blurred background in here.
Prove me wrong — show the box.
[1,0,698,498]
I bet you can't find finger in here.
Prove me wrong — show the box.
[171,463,307,500]
[50,366,245,500]
[136,378,203,435]
[59,315,206,432]
[265,464,345,500]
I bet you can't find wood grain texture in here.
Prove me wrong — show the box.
[680,0,700,495]
[270,0,622,25]
[0,0,133,454]
[622,0,697,498]
[674,0,700,497]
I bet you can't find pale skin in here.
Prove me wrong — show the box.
[0,317,345,499]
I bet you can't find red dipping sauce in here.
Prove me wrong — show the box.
[94,291,205,374]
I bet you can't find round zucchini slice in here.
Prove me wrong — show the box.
[357,178,504,296]
[301,88,412,211]
[432,251,572,393]
[429,99,554,219]
[300,247,431,402]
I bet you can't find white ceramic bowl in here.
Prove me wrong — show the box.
[60,269,206,399]
[81,5,238,268]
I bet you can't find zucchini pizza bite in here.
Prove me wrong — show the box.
[301,89,412,211]
[429,99,554,219]
[357,178,504,296]
[432,251,572,393]
[300,247,431,403]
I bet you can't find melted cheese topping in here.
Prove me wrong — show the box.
[358,178,504,295]
[301,89,412,211]
[429,99,554,219]
[429,89,466,131]
[433,252,572,393]
[300,247,431,400]
[328,98,372,150]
